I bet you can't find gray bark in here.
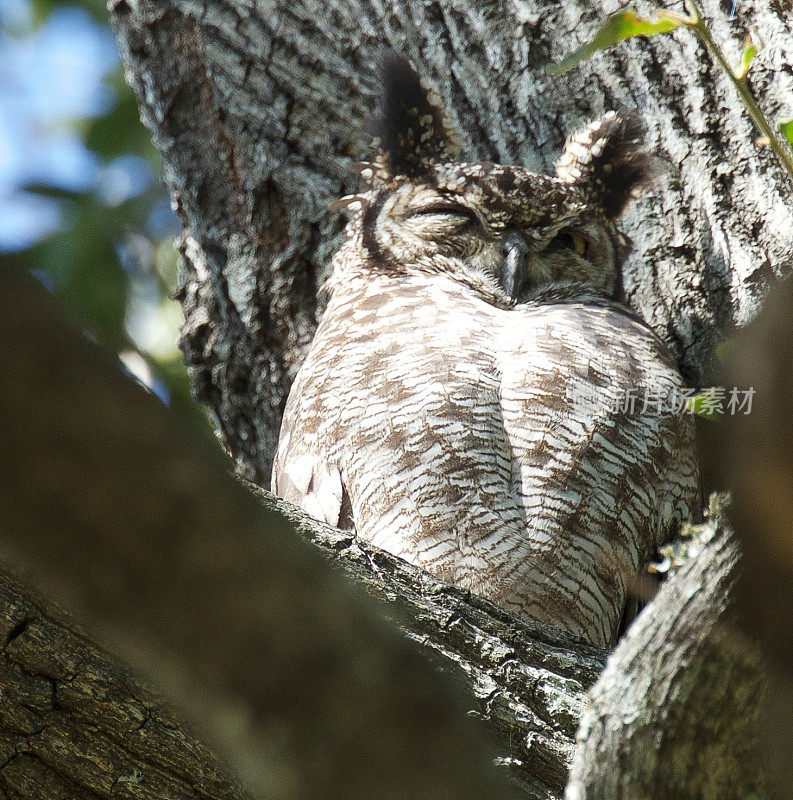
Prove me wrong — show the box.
[111,0,792,485]
[0,0,788,796]
[566,498,769,799]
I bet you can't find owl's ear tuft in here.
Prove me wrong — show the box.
[372,51,461,178]
[555,109,659,219]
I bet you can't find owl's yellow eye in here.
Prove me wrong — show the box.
[552,231,589,257]
[571,232,588,256]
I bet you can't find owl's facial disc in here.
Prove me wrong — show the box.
[352,54,657,305]
[368,172,624,303]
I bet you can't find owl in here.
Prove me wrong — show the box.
[272,54,699,647]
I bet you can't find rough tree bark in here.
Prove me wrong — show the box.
[112,0,792,486]
[566,497,768,799]
[0,0,790,796]
[104,0,788,792]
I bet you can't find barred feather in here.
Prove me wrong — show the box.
[556,110,659,219]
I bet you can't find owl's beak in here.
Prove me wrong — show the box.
[500,232,529,300]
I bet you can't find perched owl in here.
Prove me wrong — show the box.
[272,54,699,647]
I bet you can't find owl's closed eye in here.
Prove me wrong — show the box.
[334,52,659,304]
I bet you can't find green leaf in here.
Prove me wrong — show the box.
[686,389,724,420]
[31,0,109,26]
[84,70,159,163]
[548,9,684,75]
[779,118,793,148]
[735,36,759,81]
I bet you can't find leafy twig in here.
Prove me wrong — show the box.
[548,3,793,185]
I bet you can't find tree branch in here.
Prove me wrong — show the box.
[0,571,246,800]
[566,500,770,799]
[0,270,524,800]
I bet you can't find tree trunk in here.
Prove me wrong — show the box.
[111,0,792,485]
[0,0,790,795]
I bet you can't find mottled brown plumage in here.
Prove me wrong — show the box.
[273,55,699,647]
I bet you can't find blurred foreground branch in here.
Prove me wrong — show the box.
[0,269,521,800]
[702,277,793,796]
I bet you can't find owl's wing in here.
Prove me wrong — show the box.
[271,274,519,542]
[272,440,346,528]
[497,300,699,644]
[271,361,352,529]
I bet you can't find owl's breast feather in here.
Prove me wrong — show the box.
[273,277,698,647]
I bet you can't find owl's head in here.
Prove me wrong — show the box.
[333,53,658,304]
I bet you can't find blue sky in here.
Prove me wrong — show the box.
[0,0,155,250]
